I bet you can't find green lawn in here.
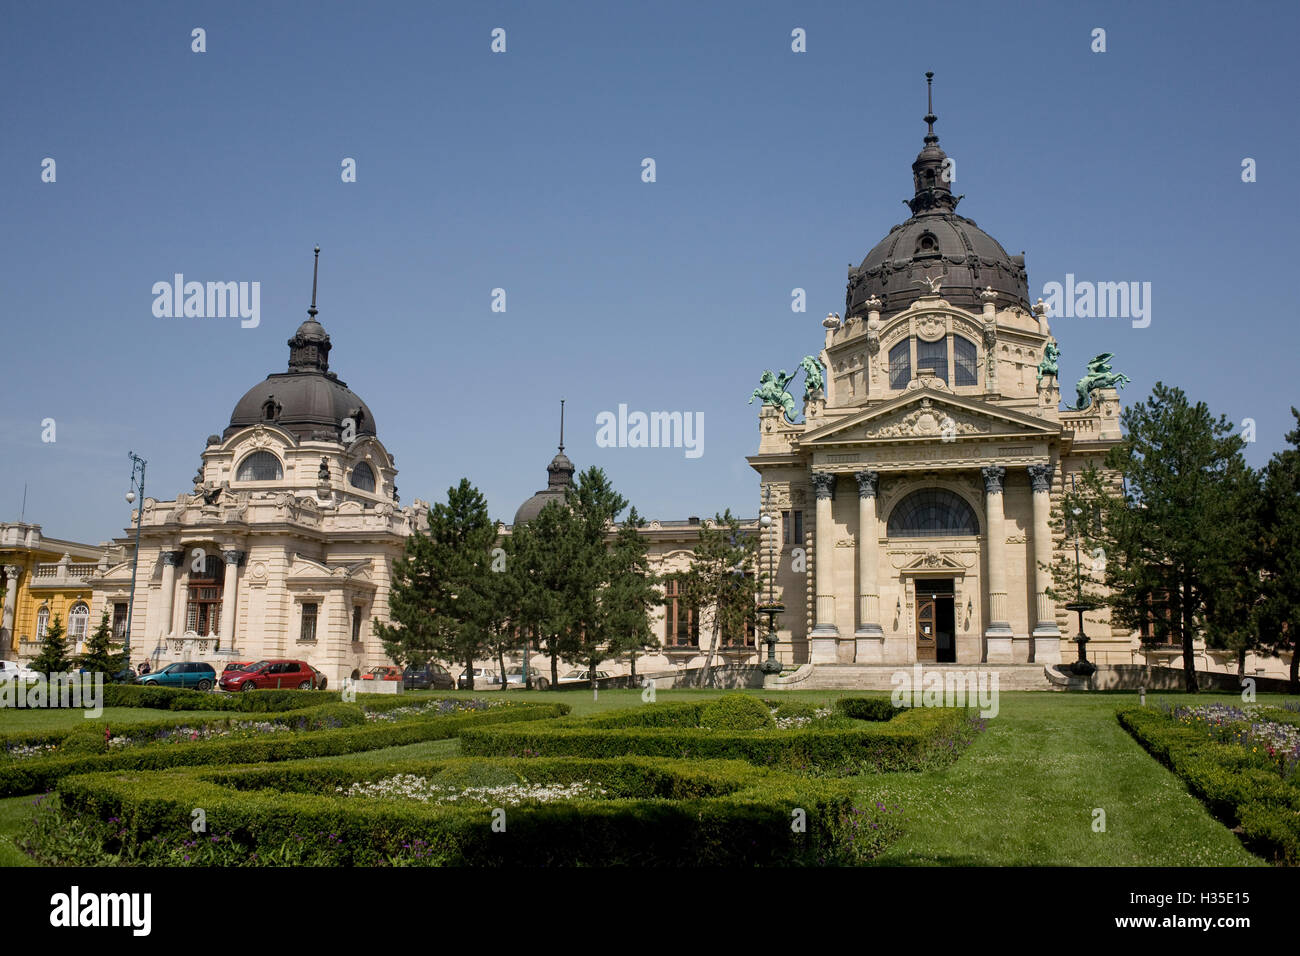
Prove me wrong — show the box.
[0,688,1288,866]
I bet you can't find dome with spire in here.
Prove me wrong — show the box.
[845,73,1031,320]
[225,247,378,443]
[513,401,575,525]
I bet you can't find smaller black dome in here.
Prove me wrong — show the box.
[513,450,575,526]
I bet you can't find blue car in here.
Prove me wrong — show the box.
[139,661,217,691]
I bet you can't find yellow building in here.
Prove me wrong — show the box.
[1,522,118,659]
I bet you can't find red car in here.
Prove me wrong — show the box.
[218,659,320,692]
[361,665,402,682]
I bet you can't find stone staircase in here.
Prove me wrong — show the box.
[768,662,1060,691]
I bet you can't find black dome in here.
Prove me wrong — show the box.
[513,450,574,526]
[845,74,1031,320]
[224,256,378,443]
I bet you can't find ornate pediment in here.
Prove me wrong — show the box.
[890,549,976,571]
[801,390,1059,447]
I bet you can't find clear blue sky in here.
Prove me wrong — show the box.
[2,0,1295,544]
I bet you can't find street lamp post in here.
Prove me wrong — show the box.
[124,452,147,661]
[758,487,783,676]
[1065,474,1097,677]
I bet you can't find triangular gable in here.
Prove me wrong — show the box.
[801,390,1058,446]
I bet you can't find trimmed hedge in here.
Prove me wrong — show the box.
[101,684,340,712]
[0,702,569,797]
[1118,706,1300,865]
[835,697,896,722]
[48,754,903,866]
[699,694,776,731]
[460,705,976,775]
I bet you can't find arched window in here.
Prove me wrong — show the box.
[68,602,90,644]
[889,340,911,389]
[887,489,980,538]
[350,462,376,492]
[261,399,280,421]
[917,338,948,383]
[36,605,49,638]
[954,335,978,386]
[236,451,283,481]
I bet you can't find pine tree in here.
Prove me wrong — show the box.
[682,510,760,687]
[604,508,662,684]
[78,611,128,676]
[1258,407,1300,694]
[30,612,70,676]
[1045,383,1254,692]
[374,479,495,687]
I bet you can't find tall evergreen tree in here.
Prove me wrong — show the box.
[30,613,70,675]
[603,508,662,684]
[1046,383,1253,692]
[1258,408,1300,693]
[78,611,128,676]
[511,500,579,689]
[374,479,496,688]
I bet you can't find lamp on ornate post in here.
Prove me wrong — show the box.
[758,486,784,675]
[123,451,147,660]
[1064,473,1096,677]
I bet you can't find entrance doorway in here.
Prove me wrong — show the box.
[915,578,956,663]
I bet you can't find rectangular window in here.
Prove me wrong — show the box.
[663,578,699,647]
[917,338,948,383]
[300,603,318,642]
[352,606,362,643]
[112,603,128,640]
[954,336,978,386]
[782,509,803,547]
[889,341,911,389]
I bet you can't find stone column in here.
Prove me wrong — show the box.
[809,472,839,663]
[1028,464,1061,663]
[157,550,182,642]
[853,470,884,663]
[218,550,243,651]
[982,466,1013,663]
[1,566,20,659]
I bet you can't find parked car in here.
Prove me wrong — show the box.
[310,665,328,691]
[139,661,217,691]
[218,659,319,692]
[362,665,403,682]
[558,669,612,685]
[456,667,499,690]
[223,661,253,674]
[503,669,549,691]
[403,662,454,690]
[0,660,40,685]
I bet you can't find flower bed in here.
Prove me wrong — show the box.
[460,696,981,776]
[0,702,569,796]
[32,754,904,866]
[1118,704,1300,865]
[1158,702,1300,779]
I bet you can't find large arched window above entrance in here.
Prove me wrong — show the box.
[887,489,980,538]
[236,451,283,482]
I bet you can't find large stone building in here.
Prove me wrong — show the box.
[88,251,427,684]
[749,91,1128,674]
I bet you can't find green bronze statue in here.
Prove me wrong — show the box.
[798,355,825,401]
[1036,340,1059,384]
[750,369,798,421]
[1073,352,1130,410]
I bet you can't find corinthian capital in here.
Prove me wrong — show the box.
[981,466,1006,495]
[811,473,837,500]
[853,470,879,499]
[1027,463,1055,493]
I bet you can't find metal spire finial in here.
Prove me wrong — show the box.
[923,71,938,145]
[308,245,320,319]
[558,398,566,453]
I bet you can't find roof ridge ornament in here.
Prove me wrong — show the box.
[308,245,320,319]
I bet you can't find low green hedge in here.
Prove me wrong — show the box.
[0,703,569,797]
[1118,706,1300,865]
[44,754,903,866]
[101,684,340,712]
[461,705,975,775]
[699,694,777,731]
[835,697,896,722]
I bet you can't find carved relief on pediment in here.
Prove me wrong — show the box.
[862,399,990,440]
[889,548,976,571]
[916,313,947,342]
